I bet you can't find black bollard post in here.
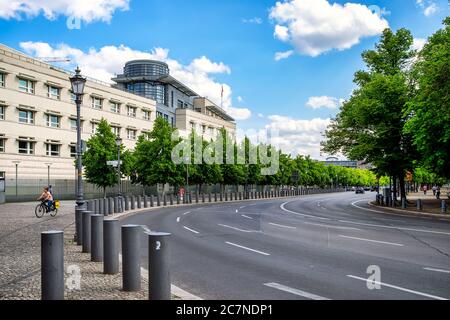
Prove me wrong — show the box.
[122,225,141,292]
[41,231,64,300]
[147,231,171,300]
[75,208,83,246]
[104,219,120,275]
[91,214,104,262]
[82,211,93,253]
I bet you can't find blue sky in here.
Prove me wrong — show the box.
[0,0,448,159]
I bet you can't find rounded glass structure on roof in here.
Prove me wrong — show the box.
[124,60,169,77]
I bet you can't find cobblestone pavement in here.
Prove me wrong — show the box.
[0,201,149,300]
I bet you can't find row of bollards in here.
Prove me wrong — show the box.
[376,195,448,215]
[44,188,345,300]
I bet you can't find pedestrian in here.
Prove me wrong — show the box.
[436,186,441,200]
[423,185,428,195]
[432,185,437,196]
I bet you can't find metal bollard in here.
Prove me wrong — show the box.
[91,214,104,262]
[131,196,136,210]
[151,195,155,207]
[113,197,119,213]
[442,201,448,214]
[108,198,113,215]
[41,231,64,300]
[99,198,104,215]
[124,196,129,211]
[82,211,93,253]
[87,200,94,212]
[147,231,171,300]
[136,195,141,209]
[202,193,205,203]
[215,193,218,202]
[103,198,109,216]
[170,194,174,206]
[402,198,407,209]
[144,195,149,208]
[189,193,193,204]
[209,193,212,203]
[122,225,141,292]
[75,208,83,246]
[95,199,100,214]
[417,199,423,211]
[230,192,233,201]
[104,219,120,275]
[176,195,180,205]
[164,194,167,206]
[225,193,228,201]
[157,194,161,207]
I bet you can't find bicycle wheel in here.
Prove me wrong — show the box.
[50,208,58,217]
[35,204,45,218]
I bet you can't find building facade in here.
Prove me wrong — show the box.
[0,45,236,185]
[0,44,157,181]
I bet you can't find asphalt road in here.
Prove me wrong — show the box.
[122,192,450,300]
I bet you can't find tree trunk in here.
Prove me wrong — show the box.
[392,176,397,202]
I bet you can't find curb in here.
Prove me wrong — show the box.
[368,201,450,221]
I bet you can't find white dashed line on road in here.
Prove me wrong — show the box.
[280,202,331,221]
[424,267,450,274]
[176,217,181,223]
[268,222,297,229]
[347,275,448,300]
[182,211,191,216]
[183,226,200,234]
[264,283,330,300]
[338,235,404,247]
[225,242,270,256]
[241,215,254,220]
[218,224,259,233]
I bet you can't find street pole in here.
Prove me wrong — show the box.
[117,144,121,197]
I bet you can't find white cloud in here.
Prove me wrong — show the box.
[412,38,427,51]
[274,50,294,61]
[20,41,251,119]
[242,17,263,24]
[269,0,389,57]
[416,0,438,17]
[0,0,129,23]
[265,115,331,159]
[306,96,343,109]
[237,96,244,103]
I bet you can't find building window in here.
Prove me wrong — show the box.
[18,141,34,155]
[171,117,174,127]
[70,119,77,131]
[0,106,4,120]
[19,110,34,124]
[171,91,174,108]
[91,122,98,134]
[18,78,34,94]
[177,100,184,109]
[190,122,196,131]
[46,114,60,128]
[70,146,77,158]
[112,126,121,137]
[127,106,137,117]
[164,114,169,123]
[0,139,4,152]
[46,143,60,157]
[48,86,60,100]
[127,129,136,140]
[92,97,103,110]
[0,73,5,87]
[156,111,163,118]
[111,102,120,113]
[143,110,151,121]
[209,127,214,136]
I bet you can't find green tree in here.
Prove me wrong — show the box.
[133,117,184,193]
[405,18,450,178]
[83,119,120,197]
[322,28,416,201]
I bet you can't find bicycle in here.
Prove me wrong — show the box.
[35,200,59,218]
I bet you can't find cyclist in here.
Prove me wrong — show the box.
[37,187,54,213]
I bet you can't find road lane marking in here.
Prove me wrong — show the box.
[240,206,247,209]
[218,224,259,233]
[225,241,270,256]
[268,222,297,229]
[241,215,254,220]
[236,209,239,213]
[264,283,330,300]
[347,275,448,300]
[182,211,191,216]
[183,226,200,234]
[424,267,450,274]
[280,202,331,221]
[338,219,450,236]
[176,217,181,223]
[338,235,404,247]
[302,221,361,231]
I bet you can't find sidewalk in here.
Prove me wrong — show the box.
[0,201,149,300]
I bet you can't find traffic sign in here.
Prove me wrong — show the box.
[106,160,122,167]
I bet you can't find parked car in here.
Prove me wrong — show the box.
[355,187,365,194]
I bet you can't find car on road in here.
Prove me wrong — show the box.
[355,187,365,194]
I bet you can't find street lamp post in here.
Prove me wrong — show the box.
[184,156,190,203]
[69,67,87,210]
[12,161,20,201]
[115,137,122,197]
[45,163,52,187]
